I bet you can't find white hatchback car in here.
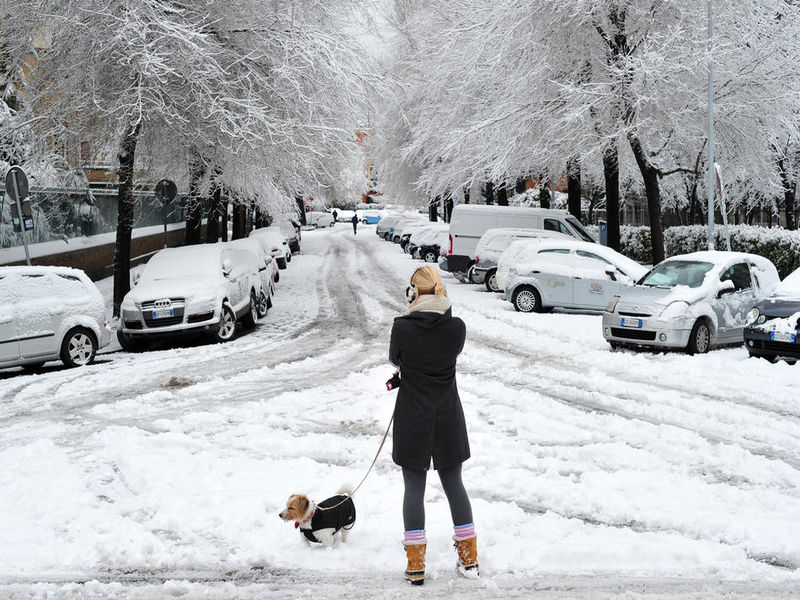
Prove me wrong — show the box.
[500,240,648,313]
[119,244,262,350]
[0,266,112,370]
[227,237,276,317]
[250,227,291,270]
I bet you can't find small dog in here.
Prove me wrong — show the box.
[279,484,356,547]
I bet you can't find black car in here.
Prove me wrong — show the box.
[744,270,800,362]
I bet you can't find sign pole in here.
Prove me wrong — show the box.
[163,201,168,248]
[706,0,715,251]
[10,171,32,266]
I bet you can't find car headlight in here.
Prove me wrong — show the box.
[659,301,689,320]
[746,308,759,325]
[605,296,620,313]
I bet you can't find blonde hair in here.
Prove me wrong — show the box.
[411,266,447,300]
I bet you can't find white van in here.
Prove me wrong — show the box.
[441,205,595,280]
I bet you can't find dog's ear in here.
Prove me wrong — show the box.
[296,495,310,514]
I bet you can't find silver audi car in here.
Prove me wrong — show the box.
[602,251,779,354]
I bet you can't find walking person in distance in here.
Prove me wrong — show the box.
[388,266,479,585]
[351,214,358,235]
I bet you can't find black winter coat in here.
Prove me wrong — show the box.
[389,307,470,470]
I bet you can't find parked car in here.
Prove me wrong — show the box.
[418,230,451,263]
[744,266,800,362]
[398,221,432,252]
[376,214,403,239]
[118,244,262,350]
[602,251,779,354]
[472,227,572,291]
[0,266,112,370]
[389,217,426,243]
[250,226,291,270]
[227,237,276,317]
[278,219,301,253]
[501,240,648,313]
[358,209,382,224]
[441,205,597,281]
[306,211,335,228]
[408,223,449,257]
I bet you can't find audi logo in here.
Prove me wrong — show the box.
[154,299,172,309]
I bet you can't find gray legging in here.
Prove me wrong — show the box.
[402,463,473,531]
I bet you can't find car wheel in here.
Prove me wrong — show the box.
[467,265,482,284]
[608,341,622,351]
[213,302,237,343]
[242,292,259,329]
[286,253,292,263]
[60,327,97,367]
[277,257,287,270]
[512,286,541,313]
[453,271,467,283]
[424,250,437,263]
[412,249,421,259]
[362,219,368,224]
[485,269,500,292]
[686,319,712,354]
[273,270,280,283]
[257,291,269,318]
[384,232,390,241]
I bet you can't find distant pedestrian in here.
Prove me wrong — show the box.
[351,214,358,235]
[333,209,338,222]
[389,266,478,585]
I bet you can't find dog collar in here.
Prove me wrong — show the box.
[295,509,315,528]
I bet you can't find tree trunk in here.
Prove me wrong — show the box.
[778,154,797,230]
[567,156,582,222]
[538,177,550,209]
[603,142,621,251]
[205,167,222,243]
[515,177,526,195]
[232,201,247,239]
[184,151,205,245]
[112,122,141,318]
[628,133,665,264]
[463,187,470,204]
[444,195,454,222]
[484,181,494,205]
[296,195,307,226]
[429,197,439,221]
[220,195,229,241]
[496,183,508,206]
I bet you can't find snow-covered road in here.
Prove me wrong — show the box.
[1,224,798,598]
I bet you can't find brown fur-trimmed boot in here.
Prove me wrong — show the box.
[403,542,426,585]
[454,535,479,576]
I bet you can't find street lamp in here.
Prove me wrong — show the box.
[707,0,715,250]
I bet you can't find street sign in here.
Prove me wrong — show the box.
[10,199,34,232]
[5,166,29,202]
[155,179,177,204]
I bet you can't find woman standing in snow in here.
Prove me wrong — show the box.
[388,265,478,585]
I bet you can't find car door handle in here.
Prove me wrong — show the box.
[574,276,582,280]
[531,270,540,274]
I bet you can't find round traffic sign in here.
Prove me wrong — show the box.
[155,178,177,204]
[5,166,29,202]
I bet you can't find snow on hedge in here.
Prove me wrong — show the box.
[590,225,800,278]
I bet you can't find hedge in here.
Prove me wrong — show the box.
[604,225,800,278]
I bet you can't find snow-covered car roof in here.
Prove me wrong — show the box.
[476,227,570,255]
[140,244,226,281]
[510,239,647,278]
[0,265,91,279]
[659,251,779,293]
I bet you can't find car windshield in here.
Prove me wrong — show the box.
[639,260,713,288]
[142,251,219,281]
[565,217,596,243]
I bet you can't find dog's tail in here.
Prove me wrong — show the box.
[338,482,355,497]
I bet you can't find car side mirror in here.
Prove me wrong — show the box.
[717,279,735,297]
[605,268,617,282]
[132,271,140,285]
[222,258,233,276]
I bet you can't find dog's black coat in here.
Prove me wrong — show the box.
[300,495,356,543]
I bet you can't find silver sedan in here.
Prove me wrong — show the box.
[602,251,780,354]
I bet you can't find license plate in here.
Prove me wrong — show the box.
[771,331,796,343]
[621,318,642,328]
[152,308,174,319]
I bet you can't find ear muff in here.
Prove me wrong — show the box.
[405,284,417,304]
